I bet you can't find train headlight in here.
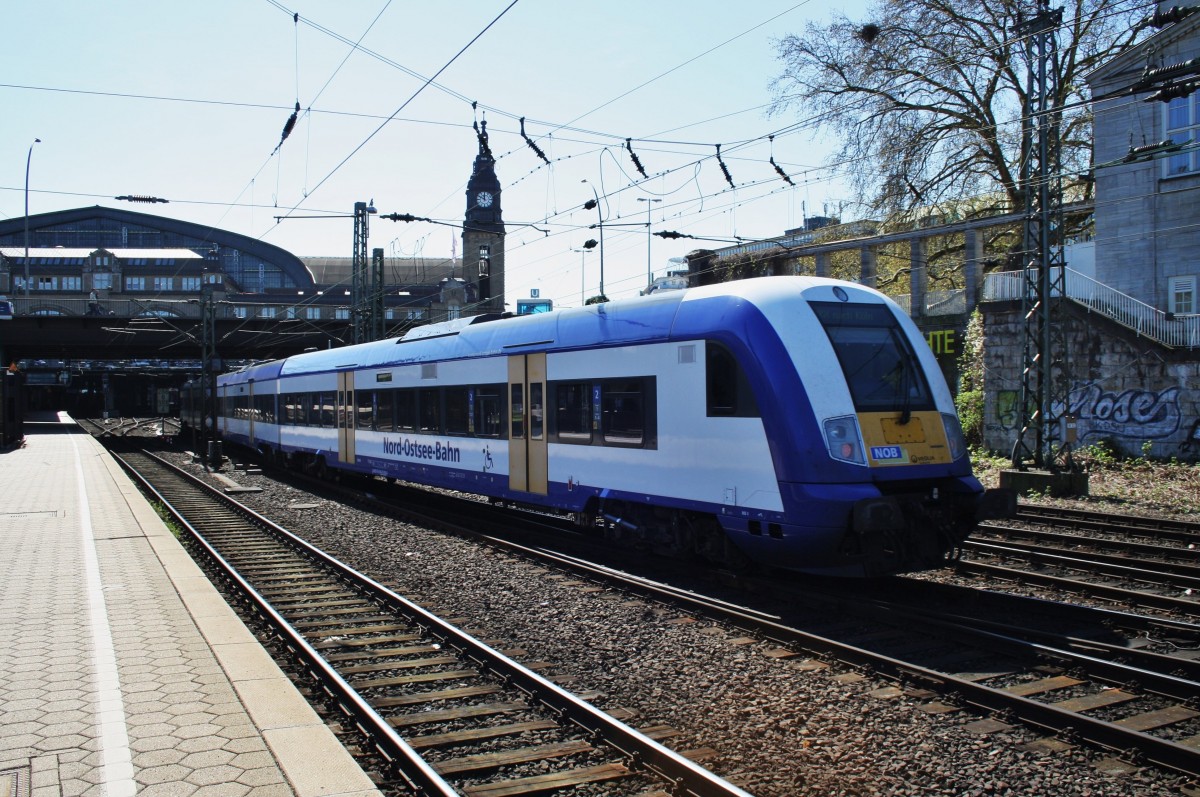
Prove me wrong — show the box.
[823,416,865,465]
[941,413,968,461]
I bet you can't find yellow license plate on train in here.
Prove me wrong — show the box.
[881,416,925,443]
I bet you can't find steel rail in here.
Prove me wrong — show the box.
[514,545,1200,777]
[117,449,754,797]
[978,522,1200,568]
[960,541,1200,611]
[113,450,459,797]
[1016,504,1200,541]
[372,499,1200,777]
[152,452,1200,780]
[345,488,1200,778]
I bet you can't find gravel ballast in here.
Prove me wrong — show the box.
[167,453,1189,797]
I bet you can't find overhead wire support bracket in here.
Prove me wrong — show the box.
[768,135,795,185]
[115,195,169,204]
[519,117,551,165]
[715,144,735,189]
[273,101,301,155]
[625,138,648,179]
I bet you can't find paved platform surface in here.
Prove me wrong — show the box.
[0,415,382,797]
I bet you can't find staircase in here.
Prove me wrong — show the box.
[983,268,1200,350]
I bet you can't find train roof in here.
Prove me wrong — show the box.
[257,276,889,378]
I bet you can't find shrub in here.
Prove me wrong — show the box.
[956,311,985,446]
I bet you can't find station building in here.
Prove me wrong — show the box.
[0,123,508,335]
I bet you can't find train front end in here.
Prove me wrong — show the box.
[749,279,1012,577]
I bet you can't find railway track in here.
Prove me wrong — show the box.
[78,416,180,439]
[178,457,1200,783]
[113,448,752,797]
[960,504,1200,614]
[107,430,1200,784]
[454,531,1200,779]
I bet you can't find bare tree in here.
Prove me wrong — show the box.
[770,0,1150,219]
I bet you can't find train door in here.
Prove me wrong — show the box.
[507,353,547,495]
[337,371,356,465]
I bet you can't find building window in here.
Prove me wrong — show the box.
[1166,96,1200,175]
[181,277,201,291]
[1170,276,1197,315]
[260,306,276,319]
[335,307,349,320]
[305,307,321,320]
[62,276,82,291]
[154,277,173,291]
[93,273,113,290]
[125,276,146,291]
[37,277,58,291]
[234,306,248,319]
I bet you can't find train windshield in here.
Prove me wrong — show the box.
[809,301,934,413]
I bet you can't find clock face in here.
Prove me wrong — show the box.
[476,191,494,208]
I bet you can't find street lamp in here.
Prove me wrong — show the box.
[637,197,662,288]
[23,137,41,300]
[571,247,593,306]
[581,179,605,299]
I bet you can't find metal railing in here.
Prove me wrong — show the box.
[890,289,967,317]
[983,268,1200,349]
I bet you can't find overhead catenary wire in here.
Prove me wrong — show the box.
[4,0,1156,302]
[265,0,521,229]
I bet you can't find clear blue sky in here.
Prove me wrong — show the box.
[1,1,867,307]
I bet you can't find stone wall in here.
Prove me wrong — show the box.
[982,300,1200,461]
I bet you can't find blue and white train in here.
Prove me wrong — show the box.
[191,276,1010,577]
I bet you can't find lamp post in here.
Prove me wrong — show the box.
[23,137,41,300]
[637,197,661,289]
[581,180,605,299]
[571,247,593,306]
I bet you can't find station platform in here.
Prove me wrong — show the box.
[0,414,382,797]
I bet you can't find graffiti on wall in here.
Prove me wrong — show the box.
[995,383,1182,442]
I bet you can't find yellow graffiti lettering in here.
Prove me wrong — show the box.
[925,329,956,355]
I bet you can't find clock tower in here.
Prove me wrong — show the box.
[463,120,505,314]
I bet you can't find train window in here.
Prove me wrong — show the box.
[419,388,441,433]
[553,382,592,441]
[475,386,504,438]
[529,383,544,440]
[317,393,335,427]
[810,302,934,413]
[445,387,470,436]
[254,393,275,424]
[706,341,759,418]
[511,384,525,439]
[312,393,323,426]
[356,391,374,430]
[286,394,296,425]
[602,380,646,445]
[376,390,395,432]
[396,390,417,431]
